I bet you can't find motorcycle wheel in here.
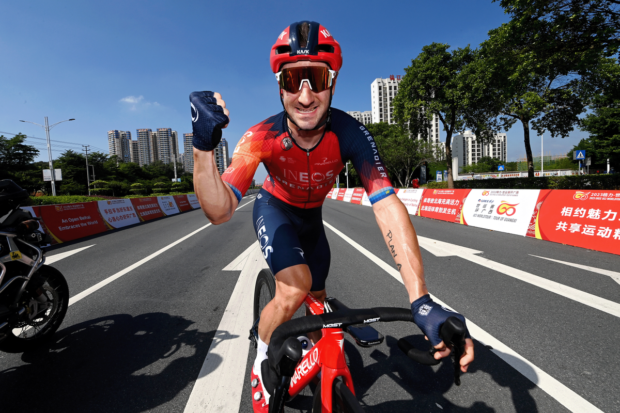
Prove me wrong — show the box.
[0,265,69,353]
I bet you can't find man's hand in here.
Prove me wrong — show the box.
[190,91,230,151]
[412,294,474,373]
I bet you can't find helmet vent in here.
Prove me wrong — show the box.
[276,45,292,55]
[317,44,334,53]
[298,22,310,48]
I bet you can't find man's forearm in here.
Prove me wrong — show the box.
[193,148,238,224]
[373,194,428,303]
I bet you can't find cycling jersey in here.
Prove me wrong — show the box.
[222,108,395,209]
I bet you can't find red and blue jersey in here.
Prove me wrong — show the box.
[222,108,395,209]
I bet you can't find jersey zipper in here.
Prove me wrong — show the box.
[306,150,311,205]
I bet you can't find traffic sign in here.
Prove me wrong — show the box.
[498,165,505,171]
[574,150,586,160]
[436,171,443,182]
[43,169,62,181]
[586,157,591,166]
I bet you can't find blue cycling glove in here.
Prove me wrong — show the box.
[411,294,470,347]
[190,91,229,151]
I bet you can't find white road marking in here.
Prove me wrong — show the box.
[68,199,254,307]
[530,254,620,285]
[45,245,95,265]
[184,242,268,413]
[323,220,604,413]
[415,236,620,318]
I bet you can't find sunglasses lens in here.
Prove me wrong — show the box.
[279,67,331,93]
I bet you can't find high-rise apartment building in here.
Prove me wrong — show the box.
[346,111,372,125]
[451,130,508,174]
[183,133,194,173]
[370,76,440,146]
[137,129,153,166]
[156,128,179,165]
[214,138,229,175]
[129,139,139,164]
[108,130,131,164]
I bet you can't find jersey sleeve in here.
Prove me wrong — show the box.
[330,109,395,204]
[221,118,277,202]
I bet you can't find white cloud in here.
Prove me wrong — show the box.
[119,95,160,111]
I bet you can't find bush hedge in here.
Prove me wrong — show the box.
[26,195,107,206]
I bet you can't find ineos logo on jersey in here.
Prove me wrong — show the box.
[191,103,198,122]
[256,216,273,259]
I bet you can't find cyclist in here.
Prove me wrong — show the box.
[191,21,474,412]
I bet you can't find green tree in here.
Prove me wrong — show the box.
[495,0,620,74]
[462,156,503,173]
[367,122,443,188]
[478,26,593,178]
[394,44,497,188]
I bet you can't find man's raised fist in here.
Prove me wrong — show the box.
[190,91,230,151]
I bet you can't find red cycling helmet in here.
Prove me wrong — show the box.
[270,21,343,73]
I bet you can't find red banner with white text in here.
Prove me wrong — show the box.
[39,202,108,244]
[350,188,365,205]
[419,189,471,223]
[336,188,347,201]
[130,197,165,221]
[534,190,620,255]
[173,195,193,212]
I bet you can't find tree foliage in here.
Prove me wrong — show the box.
[393,44,498,188]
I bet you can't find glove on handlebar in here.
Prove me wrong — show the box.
[190,91,229,151]
[411,294,470,347]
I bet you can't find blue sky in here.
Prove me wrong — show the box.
[1,0,589,181]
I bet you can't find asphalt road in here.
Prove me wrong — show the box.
[1,195,619,413]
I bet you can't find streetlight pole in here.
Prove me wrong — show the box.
[82,145,91,195]
[541,132,544,175]
[20,117,75,196]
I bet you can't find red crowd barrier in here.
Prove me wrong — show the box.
[327,187,620,256]
[39,202,108,244]
[131,197,165,221]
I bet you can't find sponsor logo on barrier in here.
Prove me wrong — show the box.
[573,191,590,201]
[482,191,490,196]
[497,202,519,216]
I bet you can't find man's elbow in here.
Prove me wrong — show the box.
[205,210,233,225]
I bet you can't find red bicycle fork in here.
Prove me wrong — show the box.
[286,294,357,412]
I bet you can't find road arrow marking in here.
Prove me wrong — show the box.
[416,236,620,318]
[324,220,604,413]
[530,255,620,285]
[183,241,268,413]
[45,245,95,265]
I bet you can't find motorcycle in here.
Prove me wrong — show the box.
[0,179,69,353]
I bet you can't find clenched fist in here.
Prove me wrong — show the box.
[190,91,230,151]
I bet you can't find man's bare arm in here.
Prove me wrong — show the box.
[372,194,428,303]
[193,148,238,224]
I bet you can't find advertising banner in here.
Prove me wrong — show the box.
[419,189,471,223]
[361,191,371,207]
[336,188,347,202]
[39,202,107,244]
[130,197,165,221]
[461,190,542,236]
[350,188,365,205]
[326,188,334,198]
[97,199,140,229]
[331,188,339,200]
[342,188,355,203]
[157,196,180,216]
[534,190,620,255]
[397,188,424,215]
[173,195,193,212]
[187,194,201,209]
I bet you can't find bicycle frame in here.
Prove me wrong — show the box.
[286,293,356,412]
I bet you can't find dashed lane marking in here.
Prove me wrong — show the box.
[530,254,620,285]
[183,242,268,413]
[323,220,604,413]
[45,245,95,265]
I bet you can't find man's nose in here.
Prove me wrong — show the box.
[298,83,314,106]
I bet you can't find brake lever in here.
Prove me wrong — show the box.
[438,317,466,386]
